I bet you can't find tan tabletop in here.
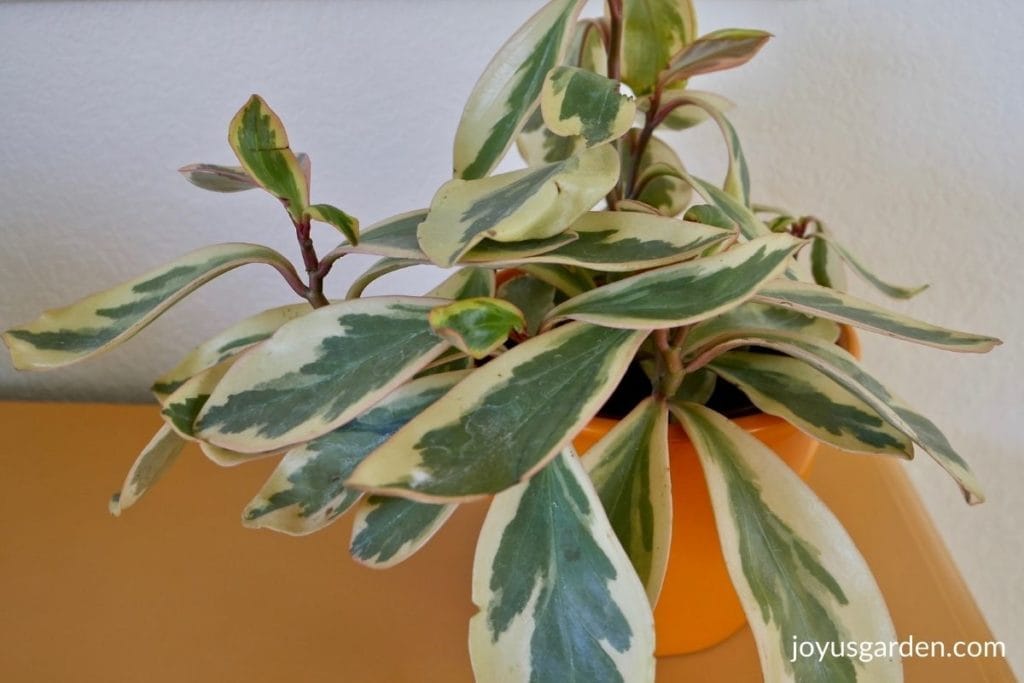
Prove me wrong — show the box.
[0,402,1014,682]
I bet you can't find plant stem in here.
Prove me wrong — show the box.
[654,328,685,398]
[293,215,329,308]
[627,87,662,198]
[606,0,623,81]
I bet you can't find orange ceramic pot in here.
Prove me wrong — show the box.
[571,327,861,657]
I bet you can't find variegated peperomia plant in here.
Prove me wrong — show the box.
[3,1,1001,682]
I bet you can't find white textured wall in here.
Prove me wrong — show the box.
[2,0,1021,674]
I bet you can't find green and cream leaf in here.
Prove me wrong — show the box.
[453,0,585,180]
[664,29,772,85]
[817,236,928,299]
[621,132,692,217]
[307,203,359,244]
[161,359,235,439]
[178,162,258,193]
[689,333,986,504]
[333,210,429,260]
[108,425,187,517]
[755,280,1000,352]
[347,322,646,501]
[541,66,637,148]
[710,352,913,457]
[195,297,451,453]
[347,258,423,299]
[619,0,698,94]
[419,145,620,267]
[4,243,297,370]
[228,95,309,219]
[682,301,839,356]
[582,398,671,605]
[350,496,457,569]
[429,298,526,359]
[152,303,309,401]
[470,448,656,683]
[427,267,497,300]
[486,211,732,272]
[672,403,901,682]
[243,371,467,535]
[660,90,734,131]
[546,234,802,329]
[497,273,556,336]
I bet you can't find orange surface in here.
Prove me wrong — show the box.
[0,401,1015,682]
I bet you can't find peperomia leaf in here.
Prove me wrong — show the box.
[541,66,637,148]
[546,234,802,329]
[161,359,235,439]
[754,279,1000,352]
[419,145,620,267]
[453,0,585,180]
[243,371,467,536]
[710,351,914,457]
[347,322,646,501]
[108,425,186,517]
[152,303,310,401]
[672,403,902,683]
[228,95,309,220]
[485,210,732,272]
[682,301,840,355]
[429,297,525,359]
[581,397,671,605]
[816,235,928,299]
[333,210,427,260]
[689,332,987,504]
[470,447,656,683]
[662,91,751,205]
[496,273,556,336]
[682,172,771,239]
[664,29,772,86]
[177,162,258,193]
[660,89,734,131]
[350,495,457,569]
[464,231,579,264]
[195,297,451,453]
[346,258,423,299]
[618,0,698,95]
[3,243,297,370]
[810,234,848,291]
[427,267,496,300]
[307,203,359,244]
[621,132,692,217]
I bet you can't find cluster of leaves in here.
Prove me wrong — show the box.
[3,1,1000,682]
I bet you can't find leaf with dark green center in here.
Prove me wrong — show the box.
[671,403,902,683]
[673,367,717,404]
[152,303,310,403]
[497,274,556,336]
[427,267,496,300]
[618,0,698,95]
[481,210,732,272]
[546,234,802,329]
[429,297,526,359]
[228,95,309,219]
[754,279,1000,352]
[682,301,840,356]
[3,243,297,370]
[810,235,848,291]
[332,210,428,260]
[517,263,593,297]
[470,447,656,683]
[710,351,913,457]
[581,397,671,605]
[688,332,986,504]
[350,495,457,568]
[243,371,467,536]
[541,66,637,147]
[161,359,235,438]
[681,172,770,239]
[664,29,772,85]
[684,203,734,230]
[454,0,585,180]
[195,297,451,453]
[108,425,186,517]
[419,145,620,267]
[307,203,359,244]
[347,322,646,501]
[463,231,579,264]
